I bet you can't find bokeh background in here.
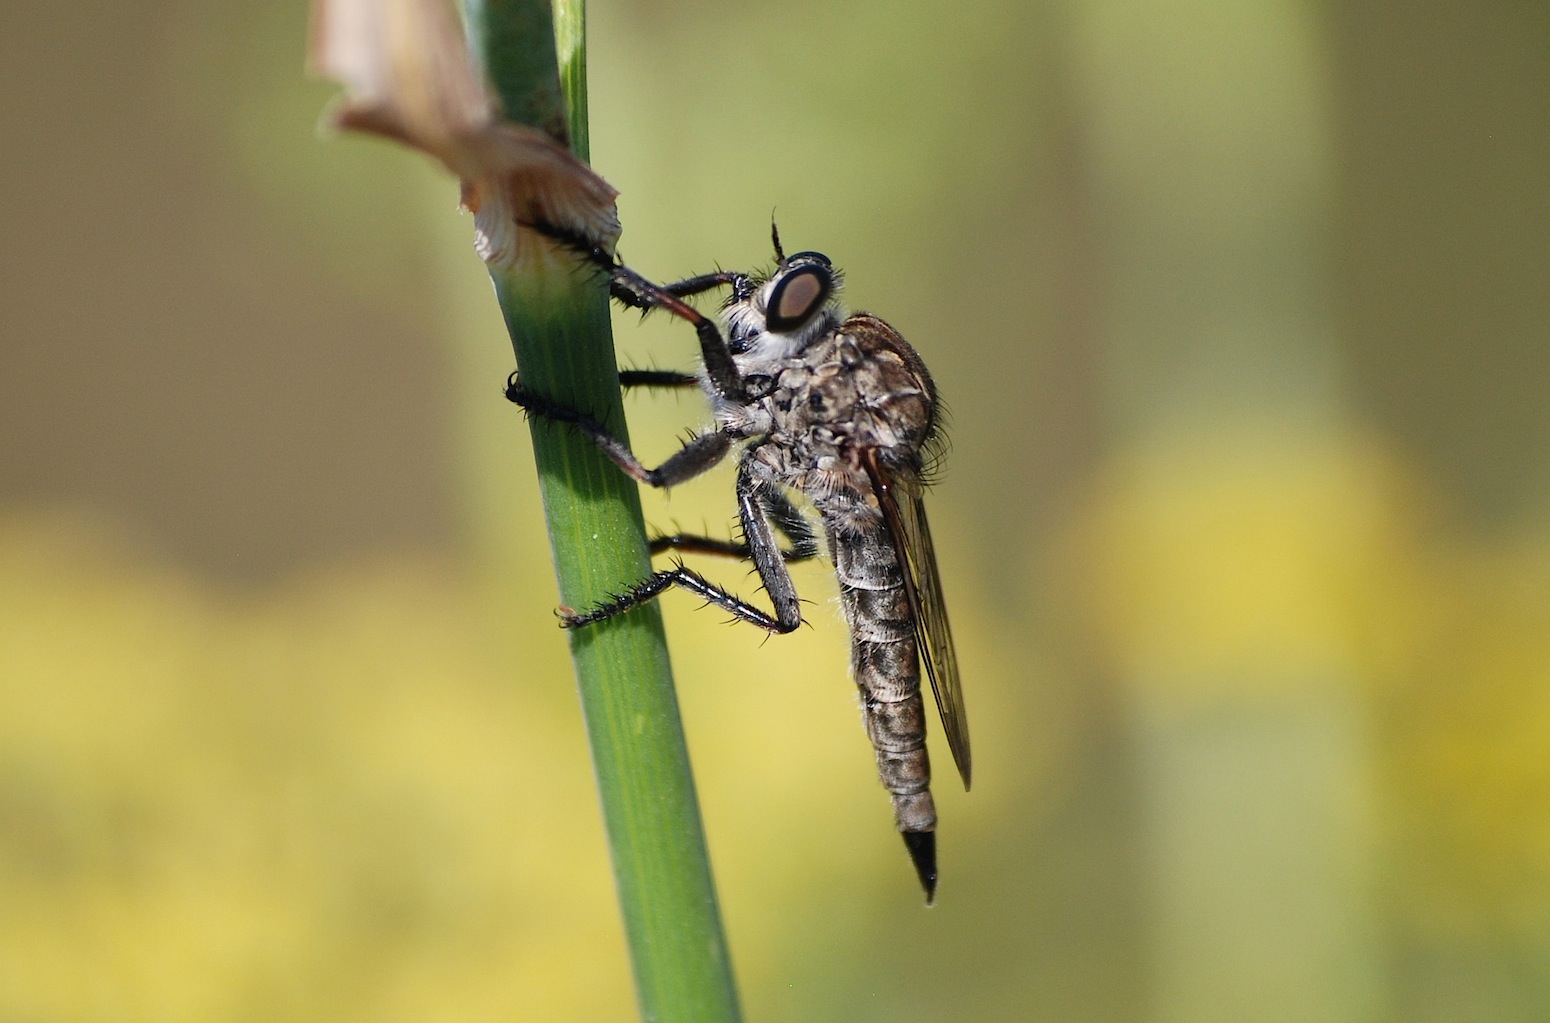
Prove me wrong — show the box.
[3,1,1549,1020]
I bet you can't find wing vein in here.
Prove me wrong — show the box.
[861,450,972,790]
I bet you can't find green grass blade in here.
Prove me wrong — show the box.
[460,1,742,1018]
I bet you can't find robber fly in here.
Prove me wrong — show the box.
[505,225,970,902]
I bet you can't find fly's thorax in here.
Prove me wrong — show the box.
[712,302,837,444]
[775,324,936,460]
[713,259,939,480]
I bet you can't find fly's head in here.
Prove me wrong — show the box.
[725,246,845,364]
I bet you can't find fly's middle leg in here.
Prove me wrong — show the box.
[649,483,820,564]
[649,534,819,564]
[617,369,698,390]
[505,372,732,487]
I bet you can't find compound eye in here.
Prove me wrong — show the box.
[765,266,832,333]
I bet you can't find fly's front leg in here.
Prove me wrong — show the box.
[642,271,745,304]
[505,372,731,487]
[608,266,746,401]
[522,219,750,401]
[560,462,804,635]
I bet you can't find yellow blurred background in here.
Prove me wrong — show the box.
[3,1,1549,1020]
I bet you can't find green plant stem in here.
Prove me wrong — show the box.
[459,1,742,1019]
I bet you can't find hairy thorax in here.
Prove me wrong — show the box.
[728,313,936,520]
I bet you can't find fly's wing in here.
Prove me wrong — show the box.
[861,449,972,790]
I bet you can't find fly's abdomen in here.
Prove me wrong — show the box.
[835,533,936,834]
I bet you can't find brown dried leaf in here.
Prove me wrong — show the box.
[309,0,620,268]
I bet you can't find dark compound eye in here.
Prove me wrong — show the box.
[765,265,833,333]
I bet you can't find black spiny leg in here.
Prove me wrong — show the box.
[523,219,744,310]
[512,224,795,632]
[619,369,698,390]
[728,459,804,632]
[558,562,795,632]
[505,373,798,632]
[649,534,817,564]
[560,462,805,635]
[524,219,750,401]
[505,372,731,487]
[656,272,745,302]
[649,484,820,564]
[606,263,745,401]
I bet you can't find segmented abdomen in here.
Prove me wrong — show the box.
[831,526,935,834]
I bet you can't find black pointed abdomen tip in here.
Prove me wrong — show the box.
[902,830,937,904]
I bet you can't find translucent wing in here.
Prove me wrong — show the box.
[862,449,972,790]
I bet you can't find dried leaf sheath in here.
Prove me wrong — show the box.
[308,0,619,268]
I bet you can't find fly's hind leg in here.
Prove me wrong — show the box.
[560,462,805,636]
[557,561,796,633]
